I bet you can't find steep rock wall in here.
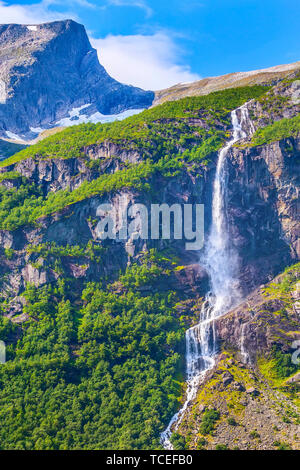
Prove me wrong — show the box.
[225,137,299,293]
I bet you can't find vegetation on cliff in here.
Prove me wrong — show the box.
[249,113,300,147]
[0,253,188,450]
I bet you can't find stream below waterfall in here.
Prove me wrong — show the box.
[161,104,255,449]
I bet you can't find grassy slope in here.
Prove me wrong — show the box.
[154,65,300,105]
[0,85,269,231]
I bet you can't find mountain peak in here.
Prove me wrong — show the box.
[0,19,154,140]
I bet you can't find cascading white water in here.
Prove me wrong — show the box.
[161,104,255,449]
[240,322,250,364]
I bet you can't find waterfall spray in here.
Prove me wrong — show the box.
[161,104,255,449]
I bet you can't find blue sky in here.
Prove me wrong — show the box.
[0,0,299,90]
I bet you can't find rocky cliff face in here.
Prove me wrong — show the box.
[176,264,300,450]
[226,137,299,293]
[0,20,154,140]
[0,83,299,318]
[176,347,300,450]
[0,161,210,317]
[215,267,300,362]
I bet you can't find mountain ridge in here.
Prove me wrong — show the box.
[154,60,300,105]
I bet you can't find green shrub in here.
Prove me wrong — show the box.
[249,114,300,147]
[273,441,292,450]
[0,171,21,182]
[200,409,220,435]
[4,248,14,260]
[282,415,291,424]
[227,417,237,426]
[196,437,207,450]
[215,444,229,450]
[170,432,187,450]
[249,430,260,439]
[273,349,298,379]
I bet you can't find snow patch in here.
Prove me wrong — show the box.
[30,126,45,134]
[178,81,194,85]
[27,25,37,32]
[68,104,90,119]
[5,131,23,141]
[0,80,6,104]
[56,107,144,127]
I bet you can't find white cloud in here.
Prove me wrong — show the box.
[43,0,95,8]
[0,0,78,24]
[106,0,152,17]
[92,33,200,90]
[0,0,150,25]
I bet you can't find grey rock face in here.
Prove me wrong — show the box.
[225,137,300,294]
[215,266,300,364]
[0,19,154,138]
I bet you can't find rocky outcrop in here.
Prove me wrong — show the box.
[0,140,147,192]
[215,278,300,363]
[0,20,154,139]
[176,352,300,450]
[84,140,144,164]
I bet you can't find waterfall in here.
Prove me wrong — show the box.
[241,322,250,364]
[161,104,255,449]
